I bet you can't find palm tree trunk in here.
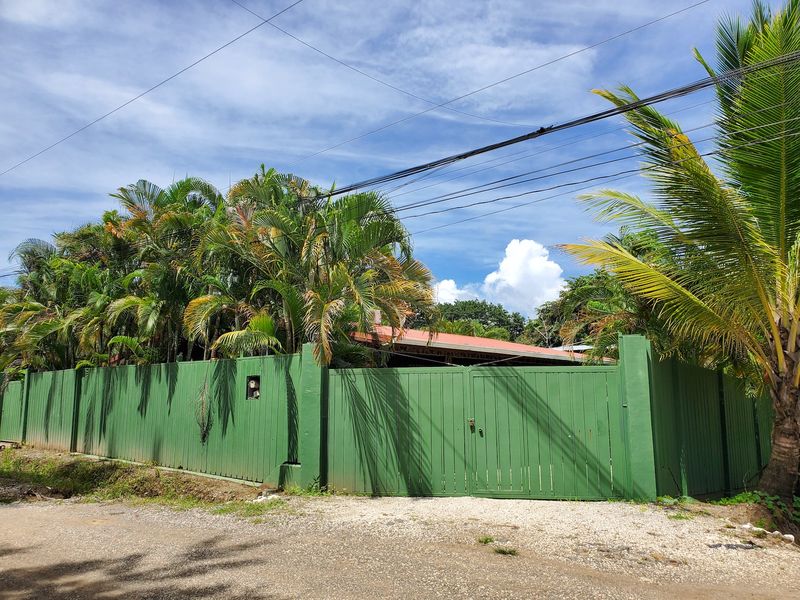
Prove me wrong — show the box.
[759,375,800,499]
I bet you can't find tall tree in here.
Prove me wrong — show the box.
[564,1,800,497]
[0,167,436,375]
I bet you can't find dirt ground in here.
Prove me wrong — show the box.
[2,489,799,599]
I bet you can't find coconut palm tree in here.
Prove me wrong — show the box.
[564,1,800,497]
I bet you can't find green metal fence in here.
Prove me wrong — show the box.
[649,357,768,498]
[24,369,78,451]
[0,380,24,442]
[0,336,774,499]
[323,338,771,500]
[0,354,300,485]
[74,356,300,483]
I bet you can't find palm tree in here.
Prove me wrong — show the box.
[563,1,800,497]
[200,169,435,364]
[0,168,436,375]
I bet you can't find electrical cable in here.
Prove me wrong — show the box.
[112,111,800,249]
[393,108,800,214]
[0,0,306,178]
[382,96,723,199]
[326,49,800,197]
[409,126,800,231]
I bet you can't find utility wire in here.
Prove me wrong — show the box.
[120,116,800,248]
[392,104,800,214]
[382,96,721,199]
[229,0,534,128]
[289,0,712,170]
[327,49,800,197]
[408,126,800,228]
[0,0,306,178]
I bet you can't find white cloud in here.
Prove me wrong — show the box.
[433,279,476,303]
[434,239,566,317]
[481,239,566,315]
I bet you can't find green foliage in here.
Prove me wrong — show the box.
[712,490,800,526]
[0,449,284,517]
[493,547,518,556]
[411,299,524,340]
[282,483,331,497]
[477,535,495,545]
[0,449,200,505]
[519,230,687,361]
[0,167,436,371]
[426,319,511,341]
[667,512,695,520]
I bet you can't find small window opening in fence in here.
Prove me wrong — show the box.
[247,376,261,399]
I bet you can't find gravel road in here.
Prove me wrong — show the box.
[1,495,798,599]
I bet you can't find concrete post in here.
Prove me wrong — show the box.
[295,343,324,488]
[618,335,659,500]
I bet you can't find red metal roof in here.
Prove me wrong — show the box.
[352,325,590,363]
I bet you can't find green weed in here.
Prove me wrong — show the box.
[477,535,494,545]
[494,547,518,556]
[712,491,799,528]
[0,449,272,518]
[667,512,694,520]
[282,483,330,497]
[212,499,287,517]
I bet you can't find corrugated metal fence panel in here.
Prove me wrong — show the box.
[650,359,769,498]
[24,370,75,451]
[326,367,469,496]
[756,392,773,471]
[0,381,24,442]
[75,354,298,484]
[649,358,682,498]
[722,376,760,492]
[470,367,625,499]
[676,364,726,497]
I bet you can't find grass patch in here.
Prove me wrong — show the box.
[494,547,518,556]
[282,483,330,497]
[477,535,494,545]
[212,499,287,517]
[1,447,124,497]
[0,449,271,519]
[667,512,695,521]
[657,495,696,506]
[711,491,799,529]
[711,492,762,506]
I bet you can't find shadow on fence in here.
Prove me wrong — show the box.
[336,369,433,496]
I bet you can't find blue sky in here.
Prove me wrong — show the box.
[0,0,766,316]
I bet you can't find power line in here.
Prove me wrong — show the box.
[0,0,306,179]
[327,49,800,197]
[382,96,720,199]
[289,0,712,170]
[104,110,800,250]
[409,126,800,231]
[229,0,534,128]
[392,103,800,214]
[382,63,792,200]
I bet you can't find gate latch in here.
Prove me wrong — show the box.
[468,418,475,432]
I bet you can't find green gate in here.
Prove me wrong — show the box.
[325,364,626,499]
[469,367,626,499]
